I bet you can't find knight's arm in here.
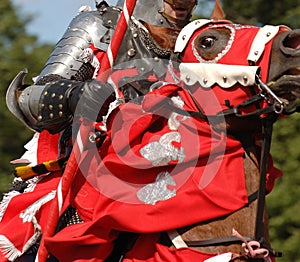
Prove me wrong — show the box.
[6,6,120,134]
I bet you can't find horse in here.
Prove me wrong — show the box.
[139,19,300,261]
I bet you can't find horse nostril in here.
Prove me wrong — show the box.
[283,31,300,50]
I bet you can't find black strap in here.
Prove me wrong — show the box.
[248,190,258,204]
[185,236,252,247]
[255,117,276,239]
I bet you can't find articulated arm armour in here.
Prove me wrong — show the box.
[35,7,120,84]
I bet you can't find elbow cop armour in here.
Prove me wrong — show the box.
[14,78,115,134]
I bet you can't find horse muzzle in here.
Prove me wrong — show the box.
[267,29,300,111]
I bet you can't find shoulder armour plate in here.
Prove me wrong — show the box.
[36,10,118,82]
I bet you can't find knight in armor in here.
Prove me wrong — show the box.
[1,0,197,261]
[7,0,197,135]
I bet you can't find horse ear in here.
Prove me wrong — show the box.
[210,0,225,20]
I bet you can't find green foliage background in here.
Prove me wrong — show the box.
[0,0,300,260]
[0,0,53,193]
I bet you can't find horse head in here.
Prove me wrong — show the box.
[157,20,300,260]
[172,19,300,133]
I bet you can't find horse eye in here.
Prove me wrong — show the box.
[200,37,216,48]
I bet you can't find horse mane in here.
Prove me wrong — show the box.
[143,22,181,51]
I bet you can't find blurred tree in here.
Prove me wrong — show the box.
[0,0,53,194]
[222,0,300,28]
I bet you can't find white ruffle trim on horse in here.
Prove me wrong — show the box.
[0,216,42,261]
[0,191,56,260]
[0,176,42,222]
[0,191,20,222]
[20,190,56,223]
[0,235,22,261]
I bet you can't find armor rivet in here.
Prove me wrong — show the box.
[243,76,248,83]
[141,67,145,72]
[60,82,65,86]
[182,35,186,40]
[49,113,54,119]
[203,78,208,84]
[59,104,63,110]
[254,51,259,55]
[59,95,63,100]
[223,76,227,83]
[38,116,42,121]
[266,32,271,37]
[51,93,56,98]
[70,65,74,68]
[107,20,112,25]
[133,33,138,38]
[41,104,45,109]
[154,57,159,61]
[186,75,190,82]
[68,84,72,88]
[160,19,164,24]
[49,105,53,110]
[44,91,48,96]
[127,48,136,57]
[59,111,63,117]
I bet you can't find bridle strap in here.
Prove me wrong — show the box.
[185,236,252,247]
[255,117,277,240]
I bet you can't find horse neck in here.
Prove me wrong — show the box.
[173,131,270,260]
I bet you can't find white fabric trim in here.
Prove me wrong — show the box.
[0,191,20,222]
[0,177,42,222]
[174,19,212,53]
[0,235,22,261]
[247,25,280,63]
[179,63,260,88]
[20,191,56,223]
[167,229,188,248]
[0,191,55,260]
[204,252,233,262]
